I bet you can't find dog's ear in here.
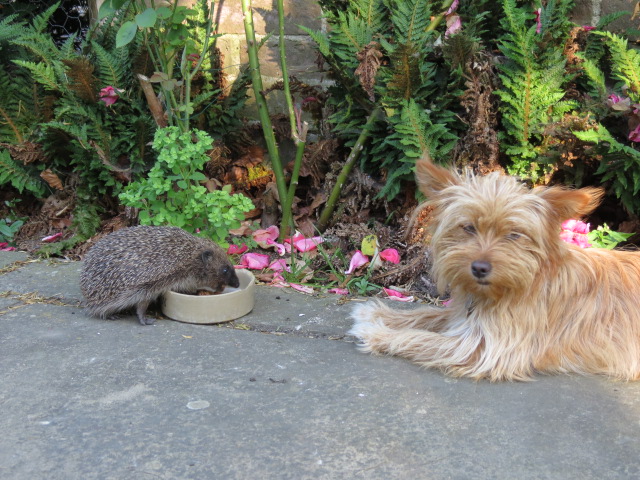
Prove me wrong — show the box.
[537,186,604,220]
[415,151,459,198]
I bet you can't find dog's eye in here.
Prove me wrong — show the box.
[507,233,522,241]
[462,224,476,235]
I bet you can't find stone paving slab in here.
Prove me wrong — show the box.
[0,252,639,479]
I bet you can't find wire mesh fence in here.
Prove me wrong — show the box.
[0,0,90,47]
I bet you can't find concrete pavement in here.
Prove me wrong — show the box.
[0,251,639,479]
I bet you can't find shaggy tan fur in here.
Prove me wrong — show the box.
[349,154,640,381]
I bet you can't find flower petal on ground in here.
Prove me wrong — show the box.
[328,288,349,295]
[41,233,63,243]
[379,248,401,264]
[240,252,270,269]
[268,259,290,272]
[292,235,324,252]
[383,287,414,302]
[227,244,248,255]
[290,283,314,294]
[345,251,369,274]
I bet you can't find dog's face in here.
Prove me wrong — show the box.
[415,155,603,301]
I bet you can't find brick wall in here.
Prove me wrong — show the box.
[91,0,637,117]
[212,0,327,116]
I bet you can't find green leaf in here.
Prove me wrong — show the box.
[156,6,172,19]
[135,8,157,28]
[115,21,137,48]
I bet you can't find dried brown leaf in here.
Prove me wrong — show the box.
[40,169,63,190]
[354,41,383,101]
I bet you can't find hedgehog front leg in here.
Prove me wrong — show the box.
[136,300,154,325]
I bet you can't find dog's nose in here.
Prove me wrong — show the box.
[471,261,492,279]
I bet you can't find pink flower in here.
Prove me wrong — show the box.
[41,233,62,243]
[629,124,640,142]
[607,94,631,111]
[99,86,123,106]
[535,8,542,34]
[345,250,369,274]
[227,243,248,255]
[562,219,590,235]
[383,287,414,302]
[379,248,400,264]
[239,252,270,269]
[328,288,349,295]
[445,15,461,37]
[561,219,591,248]
[445,0,459,15]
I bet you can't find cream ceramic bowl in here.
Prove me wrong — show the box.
[162,269,255,324]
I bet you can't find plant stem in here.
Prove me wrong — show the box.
[277,0,297,143]
[426,0,456,32]
[240,0,288,211]
[317,106,382,232]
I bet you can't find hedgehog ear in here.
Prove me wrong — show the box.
[201,250,214,263]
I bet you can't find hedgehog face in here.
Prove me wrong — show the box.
[199,249,239,292]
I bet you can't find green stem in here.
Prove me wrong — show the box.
[240,0,288,210]
[277,0,298,143]
[426,0,456,32]
[317,107,382,232]
[281,135,307,236]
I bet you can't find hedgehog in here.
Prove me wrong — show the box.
[80,226,240,325]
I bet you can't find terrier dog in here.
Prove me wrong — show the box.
[349,154,640,381]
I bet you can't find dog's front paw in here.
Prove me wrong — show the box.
[349,302,393,354]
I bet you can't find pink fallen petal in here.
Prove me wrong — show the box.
[267,239,289,256]
[240,252,270,270]
[383,287,414,302]
[0,242,7,248]
[227,243,248,255]
[629,124,640,143]
[442,299,453,307]
[379,248,401,264]
[328,288,349,295]
[582,25,596,31]
[41,233,63,243]
[535,8,542,34]
[252,226,279,246]
[268,259,290,272]
[293,236,324,253]
[345,250,369,274]
[290,283,314,294]
[1,246,16,251]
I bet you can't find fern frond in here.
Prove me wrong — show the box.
[12,60,58,91]
[597,31,640,99]
[90,41,128,87]
[62,57,98,103]
[0,149,46,196]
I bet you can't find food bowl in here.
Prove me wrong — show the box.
[162,269,255,324]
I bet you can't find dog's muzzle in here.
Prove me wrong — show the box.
[471,261,492,283]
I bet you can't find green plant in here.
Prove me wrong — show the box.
[495,0,575,180]
[587,224,633,249]
[119,127,254,244]
[303,0,463,221]
[0,199,25,245]
[100,0,225,133]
